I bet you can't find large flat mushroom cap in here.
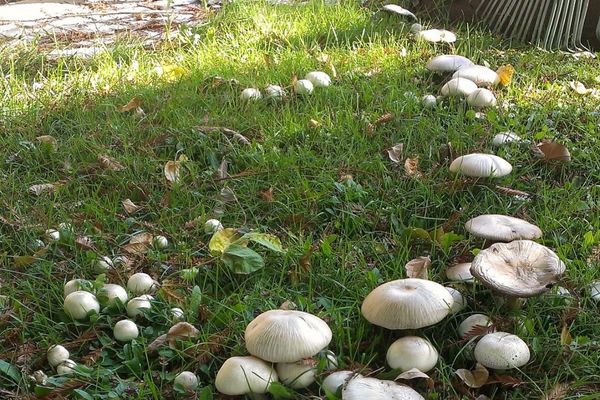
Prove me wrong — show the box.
[474,332,530,369]
[215,356,278,395]
[342,377,424,400]
[449,153,512,178]
[465,214,542,242]
[361,278,454,330]
[426,55,474,73]
[244,310,332,363]
[452,65,500,86]
[440,78,478,97]
[382,4,417,19]
[470,240,565,297]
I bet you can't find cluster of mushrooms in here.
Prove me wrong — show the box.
[240,70,332,101]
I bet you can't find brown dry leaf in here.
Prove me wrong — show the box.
[14,255,37,267]
[279,300,297,310]
[494,185,532,200]
[36,135,58,149]
[327,60,338,79]
[233,133,251,145]
[404,157,423,177]
[462,324,496,341]
[75,236,95,251]
[148,334,168,353]
[299,244,317,272]
[405,256,430,279]
[260,187,274,202]
[486,374,526,387]
[560,324,572,346]
[167,322,200,349]
[214,158,228,180]
[455,363,489,388]
[164,160,181,182]
[386,143,404,164]
[29,183,58,196]
[535,142,571,162]
[98,155,125,171]
[395,368,431,380]
[130,232,153,245]
[542,382,570,400]
[122,199,140,214]
[569,81,592,95]
[367,113,394,136]
[496,64,515,86]
[119,96,142,112]
[122,243,148,255]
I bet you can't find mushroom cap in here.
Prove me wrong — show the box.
[410,23,423,33]
[126,295,153,317]
[97,284,128,306]
[458,314,493,338]
[382,4,417,19]
[174,371,199,391]
[449,153,512,178]
[426,55,474,73]
[127,273,158,295]
[441,78,477,97]
[416,29,456,43]
[276,360,316,389]
[322,371,362,394]
[294,79,314,95]
[492,131,522,146]
[445,287,466,313]
[245,310,332,363]
[63,291,100,320]
[422,94,437,108]
[215,356,278,395]
[467,88,497,107]
[446,263,474,282]
[470,240,565,298]
[474,332,530,369]
[465,214,542,242]
[453,65,500,86]
[240,88,262,101]
[386,336,438,372]
[342,377,424,400]
[265,84,285,100]
[591,281,600,302]
[113,319,139,342]
[56,359,77,375]
[47,345,70,368]
[63,279,91,297]
[361,278,454,330]
[305,71,331,88]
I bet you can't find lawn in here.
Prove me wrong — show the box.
[1,0,600,398]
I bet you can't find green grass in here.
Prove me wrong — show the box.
[1,0,600,398]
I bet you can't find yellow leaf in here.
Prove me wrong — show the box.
[156,64,186,82]
[122,199,140,214]
[560,324,572,346]
[164,161,181,182]
[208,228,243,256]
[130,232,153,245]
[405,256,430,279]
[496,64,515,86]
[119,96,142,112]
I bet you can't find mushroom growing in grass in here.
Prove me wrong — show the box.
[114,319,139,342]
[171,307,185,321]
[590,281,600,302]
[127,273,158,295]
[63,279,92,297]
[467,88,497,108]
[453,65,500,86]
[445,287,466,313]
[426,55,474,73]
[458,314,494,339]
[47,345,69,368]
[492,131,522,146]
[361,278,454,330]
[322,371,362,395]
[276,360,317,389]
[240,88,262,101]
[45,229,60,242]
[153,235,168,249]
[465,215,542,242]
[386,336,438,373]
[126,295,153,317]
[64,291,100,320]
[422,94,437,108]
[245,310,332,363]
[215,356,278,396]
[342,377,424,399]
[94,256,114,272]
[265,84,285,100]
[174,371,199,392]
[97,284,128,306]
[474,332,530,369]
[204,218,223,234]
[305,71,331,88]
[410,23,423,33]
[294,79,314,95]
[440,78,478,97]
[446,263,474,283]
[470,240,565,308]
[416,29,456,43]
[56,359,77,375]
[449,153,512,178]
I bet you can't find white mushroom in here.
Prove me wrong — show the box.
[245,310,332,362]
[171,307,185,321]
[410,23,423,33]
[458,314,494,339]
[382,4,417,19]
[474,332,530,369]
[276,360,316,389]
[446,263,474,282]
[453,65,500,86]
[240,88,262,101]
[470,240,565,298]
[590,281,600,302]
[322,371,362,394]
[449,153,512,178]
[294,79,314,95]
[265,85,285,100]
[174,371,199,391]
[45,229,60,242]
[114,319,139,342]
[204,219,224,234]
[426,55,474,73]
[492,131,522,146]
[127,273,158,295]
[215,356,278,395]
[342,377,424,399]
[440,78,478,97]
[97,284,128,306]
[47,345,70,368]
[63,279,92,297]
[126,295,153,317]
[445,287,466,313]
[56,359,77,375]
[386,336,438,372]
[361,278,454,330]
[153,235,169,249]
[63,291,100,320]
[467,88,497,108]
[416,29,457,43]
[465,215,542,242]
[305,71,331,88]
[422,94,437,108]
[94,256,114,272]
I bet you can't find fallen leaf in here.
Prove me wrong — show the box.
[368,113,394,136]
[14,255,37,267]
[496,64,515,86]
[542,382,570,400]
[208,228,243,256]
[233,133,251,145]
[299,244,317,272]
[405,256,430,279]
[404,157,423,177]
[148,334,168,352]
[130,232,153,245]
[260,187,274,202]
[560,324,572,346]
[122,243,148,255]
[455,363,489,388]
[535,142,571,162]
[395,368,431,380]
[386,143,404,164]
[279,300,297,310]
[494,186,532,200]
[167,322,200,348]
[28,183,58,196]
[36,135,58,149]
[569,81,592,95]
[219,187,236,203]
[119,96,142,112]
[486,374,525,387]
[155,64,186,82]
[164,161,181,182]
[75,236,95,250]
[98,155,125,171]
[214,158,228,180]
[122,199,140,214]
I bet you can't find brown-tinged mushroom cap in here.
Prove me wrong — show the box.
[342,377,424,399]
[361,278,454,330]
[245,310,332,363]
[465,214,542,242]
[470,240,565,298]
